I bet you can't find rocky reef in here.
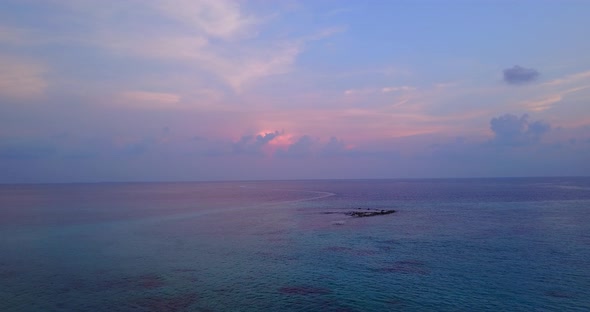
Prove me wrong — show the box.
[344,208,396,217]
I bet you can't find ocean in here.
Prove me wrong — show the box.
[1,178,589,311]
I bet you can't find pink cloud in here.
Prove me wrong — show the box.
[0,54,47,99]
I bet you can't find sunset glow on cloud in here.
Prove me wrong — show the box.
[1,1,590,182]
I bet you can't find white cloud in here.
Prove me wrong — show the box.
[153,0,259,40]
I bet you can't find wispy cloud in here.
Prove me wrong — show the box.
[117,91,181,109]
[65,1,337,92]
[518,71,590,112]
[152,0,259,40]
[542,70,590,87]
[344,85,414,96]
[0,55,47,99]
[1,0,339,94]
[0,25,32,45]
[381,86,415,93]
[521,95,562,112]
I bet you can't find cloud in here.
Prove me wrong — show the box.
[503,65,540,85]
[490,114,550,145]
[0,55,47,99]
[520,81,590,113]
[321,137,347,156]
[276,135,314,158]
[232,131,280,155]
[1,1,342,96]
[319,137,368,157]
[222,43,301,91]
[120,138,153,156]
[381,86,415,93]
[0,25,33,45]
[152,0,259,40]
[115,91,182,109]
[120,91,180,104]
[542,70,590,87]
[344,85,414,96]
[527,120,551,139]
[521,95,562,112]
[490,114,528,143]
[0,138,55,160]
[51,0,324,92]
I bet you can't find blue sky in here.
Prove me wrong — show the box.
[1,0,589,182]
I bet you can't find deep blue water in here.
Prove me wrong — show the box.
[1,178,590,311]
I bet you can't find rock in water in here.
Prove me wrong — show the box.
[345,209,396,217]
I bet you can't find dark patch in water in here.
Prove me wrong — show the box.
[323,246,377,256]
[254,229,287,236]
[323,246,355,252]
[376,245,394,252]
[279,286,332,295]
[0,262,21,279]
[0,269,19,279]
[354,249,377,256]
[137,274,166,289]
[545,290,574,298]
[317,298,359,312]
[173,268,198,273]
[255,251,298,262]
[98,274,166,291]
[374,260,429,275]
[214,287,234,293]
[377,239,399,245]
[131,292,199,311]
[386,297,407,306]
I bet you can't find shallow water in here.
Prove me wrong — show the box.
[1,178,590,311]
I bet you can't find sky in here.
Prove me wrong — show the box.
[1,0,590,183]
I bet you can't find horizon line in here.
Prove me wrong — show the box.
[1,175,588,186]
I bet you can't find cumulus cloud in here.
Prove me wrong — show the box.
[276,135,314,158]
[527,120,551,139]
[490,114,551,145]
[232,131,279,155]
[120,139,153,156]
[319,136,373,157]
[503,65,540,85]
[321,137,347,156]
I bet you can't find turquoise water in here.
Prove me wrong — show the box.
[1,178,590,311]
